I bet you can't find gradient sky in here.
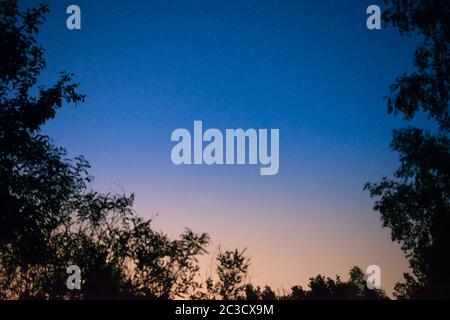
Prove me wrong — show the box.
[27,0,423,295]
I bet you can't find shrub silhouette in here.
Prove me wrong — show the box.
[240,266,387,300]
[365,0,450,299]
[0,1,210,300]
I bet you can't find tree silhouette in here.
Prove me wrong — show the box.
[241,266,387,300]
[242,284,278,300]
[0,0,87,298]
[365,0,450,299]
[288,266,387,300]
[0,0,210,300]
[198,248,250,300]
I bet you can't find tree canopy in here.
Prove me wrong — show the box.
[0,0,211,299]
[365,0,450,299]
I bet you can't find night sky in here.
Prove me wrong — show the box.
[27,0,422,295]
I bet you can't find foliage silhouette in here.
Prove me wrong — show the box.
[0,0,210,300]
[194,248,250,300]
[243,284,278,300]
[365,0,450,299]
[289,267,387,300]
[240,266,387,300]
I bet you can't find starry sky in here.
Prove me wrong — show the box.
[27,0,422,295]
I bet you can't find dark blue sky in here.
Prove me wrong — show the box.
[28,0,421,294]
